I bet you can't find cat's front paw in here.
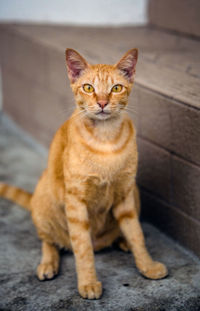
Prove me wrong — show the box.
[78,281,102,299]
[37,262,59,281]
[140,261,168,280]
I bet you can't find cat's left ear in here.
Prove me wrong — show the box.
[115,49,138,83]
[65,49,89,83]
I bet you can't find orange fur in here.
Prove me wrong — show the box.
[0,183,32,210]
[0,48,168,299]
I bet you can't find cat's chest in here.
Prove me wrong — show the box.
[85,175,112,203]
[66,117,136,178]
[83,171,133,209]
[67,155,132,189]
[84,176,115,236]
[67,139,135,181]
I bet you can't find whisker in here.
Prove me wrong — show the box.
[70,109,86,120]
[123,108,138,115]
[120,105,139,115]
[55,103,76,119]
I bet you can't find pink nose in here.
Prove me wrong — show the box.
[97,100,108,109]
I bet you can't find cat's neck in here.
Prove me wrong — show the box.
[74,109,126,143]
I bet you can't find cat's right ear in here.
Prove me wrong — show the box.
[65,49,89,83]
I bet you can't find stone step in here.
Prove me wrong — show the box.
[148,0,200,37]
[0,23,200,257]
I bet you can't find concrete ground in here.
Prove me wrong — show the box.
[0,113,200,311]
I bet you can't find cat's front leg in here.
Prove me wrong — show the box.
[113,188,168,280]
[65,187,102,299]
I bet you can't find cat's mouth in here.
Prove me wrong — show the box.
[95,110,112,120]
[96,111,111,115]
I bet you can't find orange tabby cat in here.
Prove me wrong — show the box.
[0,48,168,299]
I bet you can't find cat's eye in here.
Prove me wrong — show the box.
[83,84,94,93]
[111,84,123,93]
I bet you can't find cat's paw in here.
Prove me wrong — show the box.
[118,239,130,252]
[140,261,168,280]
[78,281,102,299]
[37,262,59,281]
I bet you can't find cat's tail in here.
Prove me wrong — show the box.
[0,182,32,211]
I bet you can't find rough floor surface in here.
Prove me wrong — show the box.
[0,114,200,311]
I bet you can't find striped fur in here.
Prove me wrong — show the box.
[0,49,168,300]
[0,182,32,211]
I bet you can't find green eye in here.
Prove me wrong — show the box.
[83,84,94,93]
[112,84,123,93]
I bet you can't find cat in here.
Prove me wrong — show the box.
[0,48,168,299]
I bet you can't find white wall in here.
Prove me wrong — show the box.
[0,0,147,26]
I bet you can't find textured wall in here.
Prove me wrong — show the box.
[148,0,200,37]
[0,67,3,111]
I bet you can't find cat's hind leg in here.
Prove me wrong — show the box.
[37,241,60,280]
[31,173,69,280]
[116,236,131,252]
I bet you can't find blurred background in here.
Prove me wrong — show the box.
[0,0,200,259]
[0,0,147,25]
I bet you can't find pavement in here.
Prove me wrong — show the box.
[0,113,200,311]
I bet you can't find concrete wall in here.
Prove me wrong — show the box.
[148,0,200,37]
[0,67,3,111]
[0,0,147,26]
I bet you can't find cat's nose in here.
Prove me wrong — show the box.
[97,100,108,109]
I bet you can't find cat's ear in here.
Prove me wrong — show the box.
[65,49,89,83]
[115,49,138,83]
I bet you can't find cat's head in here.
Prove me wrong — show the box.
[65,48,138,121]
